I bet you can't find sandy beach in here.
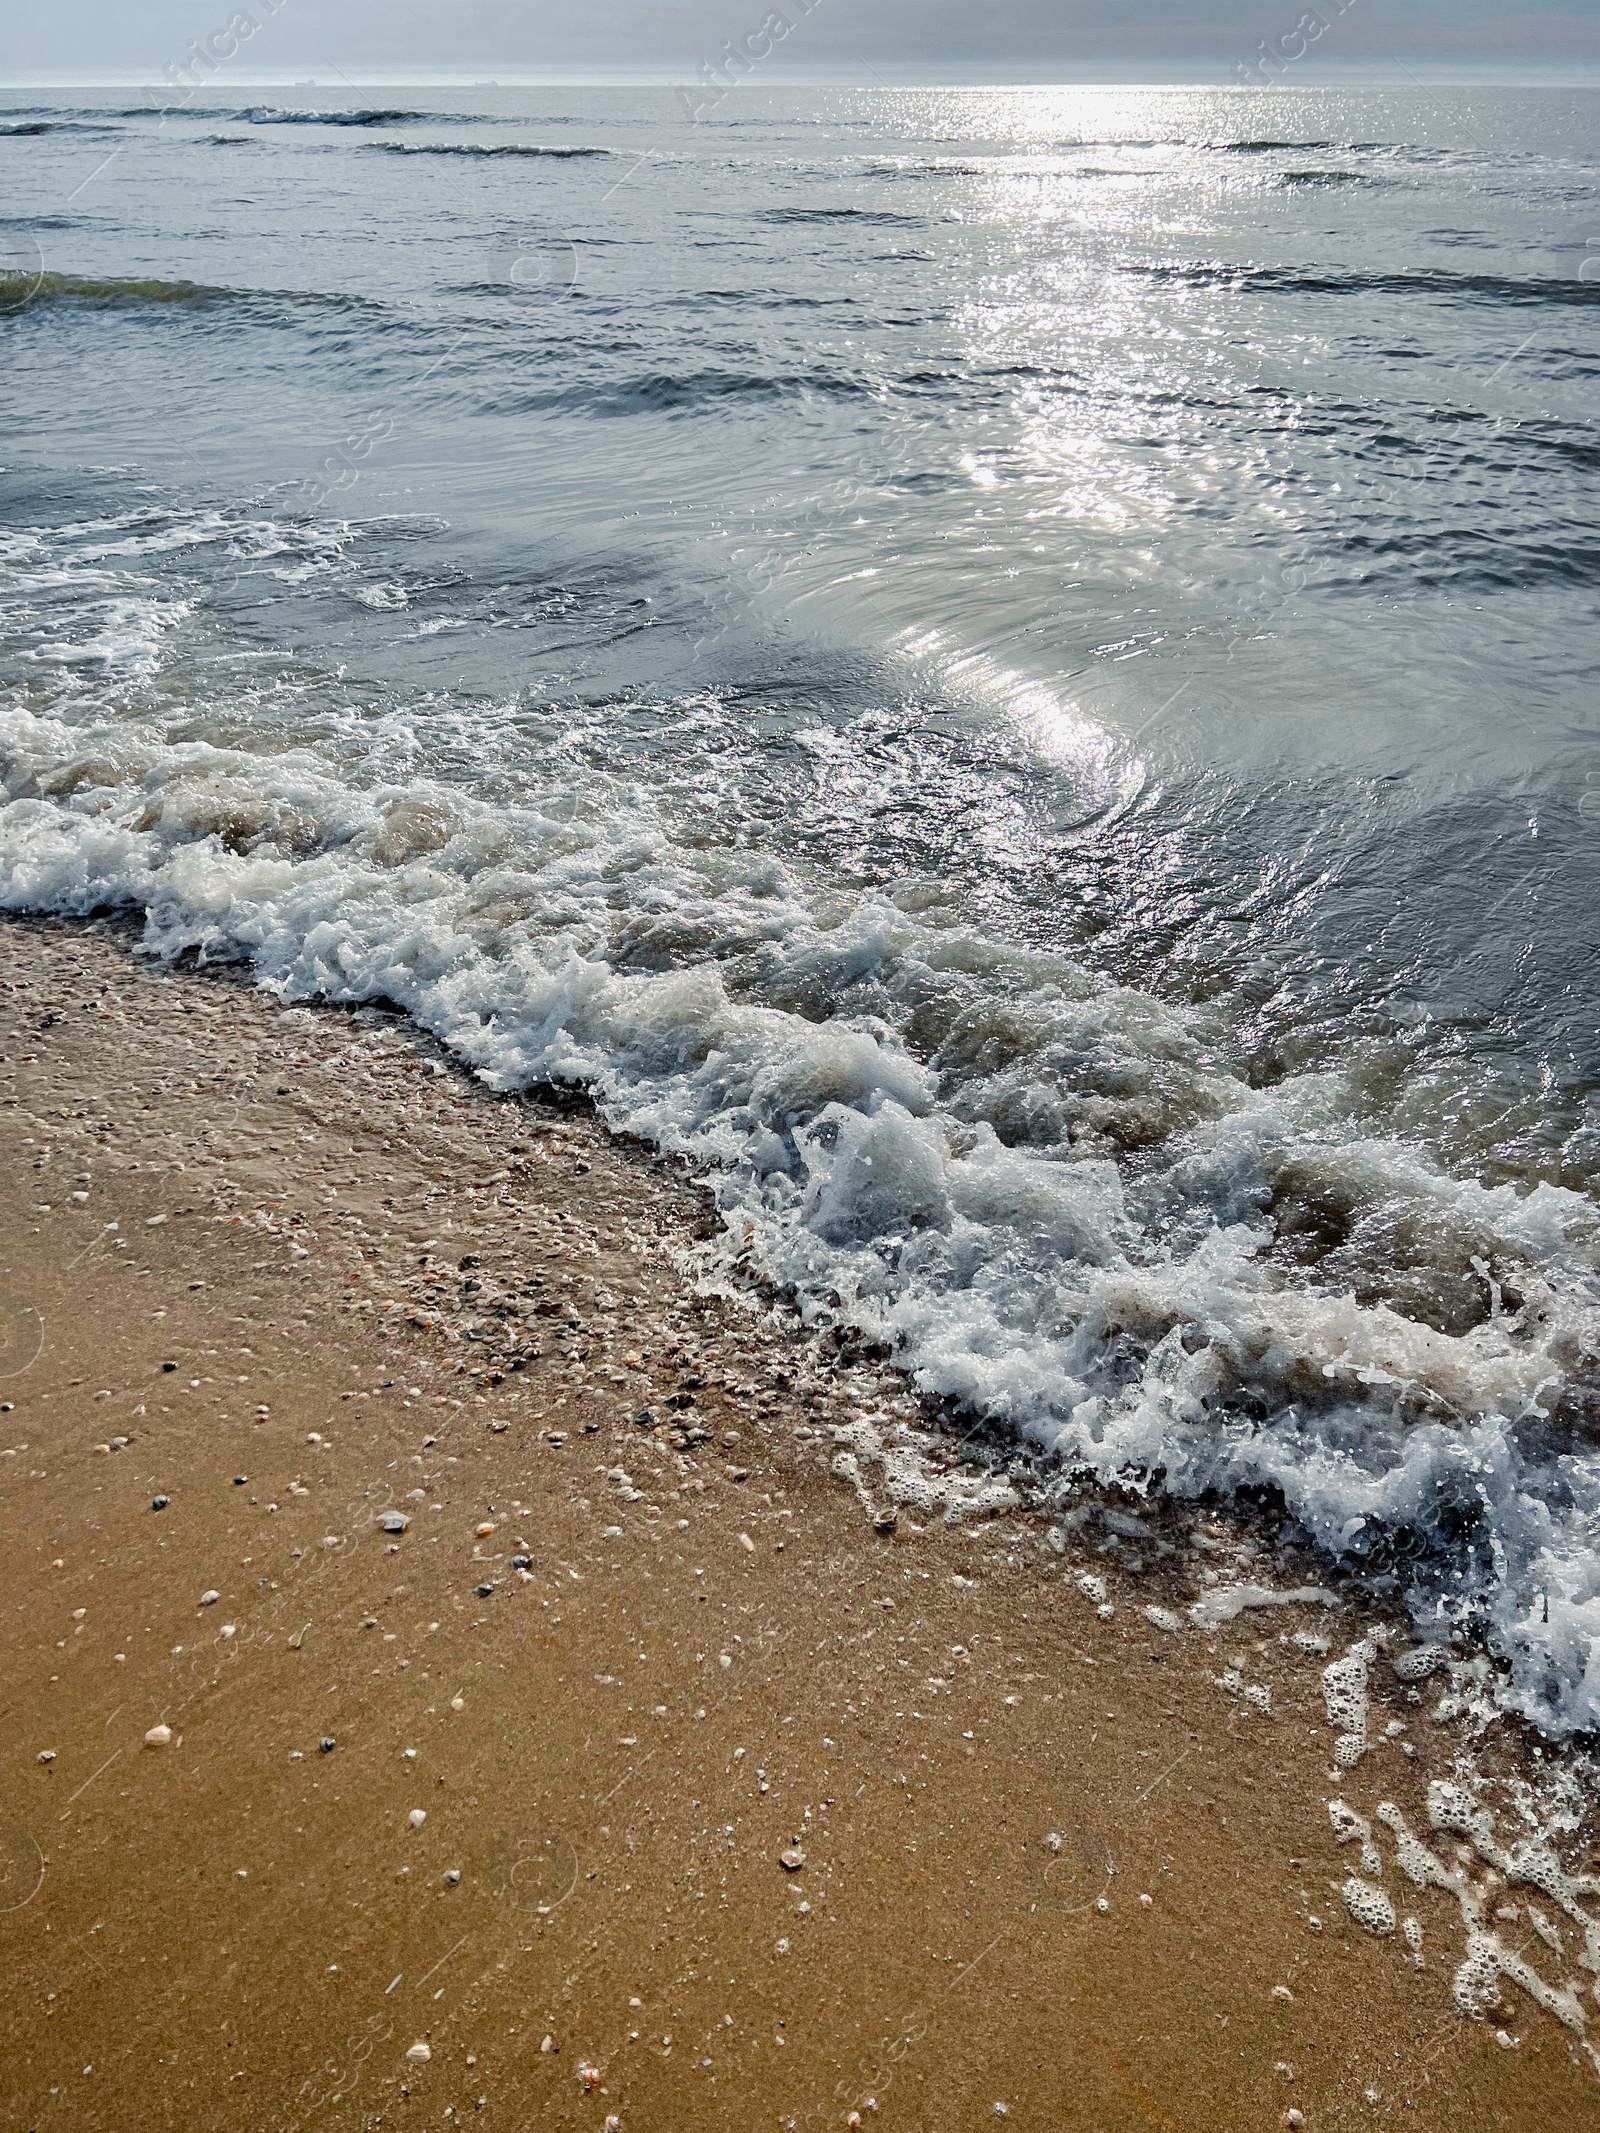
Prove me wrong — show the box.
[1,910,1595,2132]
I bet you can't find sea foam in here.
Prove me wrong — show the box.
[4,511,1600,1735]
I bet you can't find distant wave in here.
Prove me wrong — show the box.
[0,119,121,136]
[861,161,985,179]
[1278,170,1378,186]
[0,103,464,126]
[760,206,925,226]
[2,271,385,317]
[1131,260,1600,304]
[1199,138,1397,153]
[11,272,232,307]
[236,106,449,126]
[1018,135,1400,152]
[0,102,519,133]
[0,104,207,120]
[531,366,880,417]
[367,141,610,158]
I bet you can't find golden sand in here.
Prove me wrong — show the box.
[0,912,1592,2129]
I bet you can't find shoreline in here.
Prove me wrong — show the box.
[1,907,1596,2128]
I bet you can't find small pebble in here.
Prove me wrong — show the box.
[319,1737,337,1754]
[406,2042,430,2064]
[200,1590,220,1607]
[476,1521,495,1537]
[408,1809,427,1829]
[778,1845,806,1872]
[144,1724,172,1748]
[444,1869,461,1886]
[151,1496,170,1511]
[37,1750,55,1764]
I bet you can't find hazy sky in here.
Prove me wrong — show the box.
[4,0,1597,82]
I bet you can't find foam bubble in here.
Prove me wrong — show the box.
[1343,1877,1397,1936]
[1322,1640,1376,1770]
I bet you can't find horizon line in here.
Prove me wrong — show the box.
[3,68,1599,90]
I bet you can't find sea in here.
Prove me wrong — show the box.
[1,81,1597,1731]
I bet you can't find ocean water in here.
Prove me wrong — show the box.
[2,83,1598,1729]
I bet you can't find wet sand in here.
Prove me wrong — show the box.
[0,910,1593,2131]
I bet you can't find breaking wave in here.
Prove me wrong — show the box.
[2,505,1599,1738]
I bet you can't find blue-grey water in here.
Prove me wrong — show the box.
[2,83,1598,1728]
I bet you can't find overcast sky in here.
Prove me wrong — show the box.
[4,0,1597,83]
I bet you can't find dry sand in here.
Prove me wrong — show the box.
[0,910,1595,2131]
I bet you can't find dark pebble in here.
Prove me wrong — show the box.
[151,1495,170,1511]
[475,1582,495,1598]
[318,1737,336,1754]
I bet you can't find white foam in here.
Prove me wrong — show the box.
[1329,1798,1383,1878]
[1191,1583,1340,1631]
[1322,1640,1376,1770]
[1377,1796,1593,2035]
[7,506,1600,1733]
[1343,1877,1397,1936]
[1212,1665,1272,1715]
